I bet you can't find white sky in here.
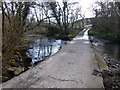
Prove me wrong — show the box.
[79,0,97,18]
[57,0,97,18]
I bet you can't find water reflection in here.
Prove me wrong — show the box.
[92,37,120,61]
[103,43,120,60]
[27,38,65,64]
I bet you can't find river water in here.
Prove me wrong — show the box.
[26,38,66,65]
[92,37,120,61]
[26,30,120,67]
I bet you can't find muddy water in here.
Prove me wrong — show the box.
[102,43,120,60]
[26,38,66,65]
[92,37,120,61]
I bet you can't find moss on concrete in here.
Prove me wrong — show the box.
[92,46,109,72]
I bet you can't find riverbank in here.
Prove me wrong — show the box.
[2,29,104,88]
[2,26,82,83]
[89,36,120,89]
[2,37,67,83]
[88,27,120,44]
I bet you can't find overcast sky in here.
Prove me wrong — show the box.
[56,0,97,18]
[78,0,97,18]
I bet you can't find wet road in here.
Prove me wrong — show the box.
[2,28,104,88]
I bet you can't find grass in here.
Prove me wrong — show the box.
[88,27,120,44]
[68,28,82,39]
[89,28,111,38]
[88,28,100,36]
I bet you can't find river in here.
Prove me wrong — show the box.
[91,37,120,61]
[26,38,66,65]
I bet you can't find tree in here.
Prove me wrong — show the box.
[92,0,120,42]
[1,1,32,72]
[48,1,82,39]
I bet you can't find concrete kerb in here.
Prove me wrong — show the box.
[89,41,109,72]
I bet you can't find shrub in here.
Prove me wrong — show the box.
[46,25,60,37]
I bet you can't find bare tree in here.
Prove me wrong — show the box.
[48,1,82,39]
[1,1,32,71]
[92,0,120,41]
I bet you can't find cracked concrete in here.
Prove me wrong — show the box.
[2,28,104,88]
[48,75,78,83]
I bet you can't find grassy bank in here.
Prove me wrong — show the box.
[88,27,120,44]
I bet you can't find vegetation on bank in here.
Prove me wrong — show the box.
[89,1,120,43]
[88,27,120,43]
[46,25,82,40]
[1,1,83,82]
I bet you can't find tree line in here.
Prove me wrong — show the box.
[91,0,120,42]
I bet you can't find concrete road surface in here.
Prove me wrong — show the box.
[2,28,104,88]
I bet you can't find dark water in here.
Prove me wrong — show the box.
[102,43,120,60]
[92,37,120,61]
[26,38,66,65]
